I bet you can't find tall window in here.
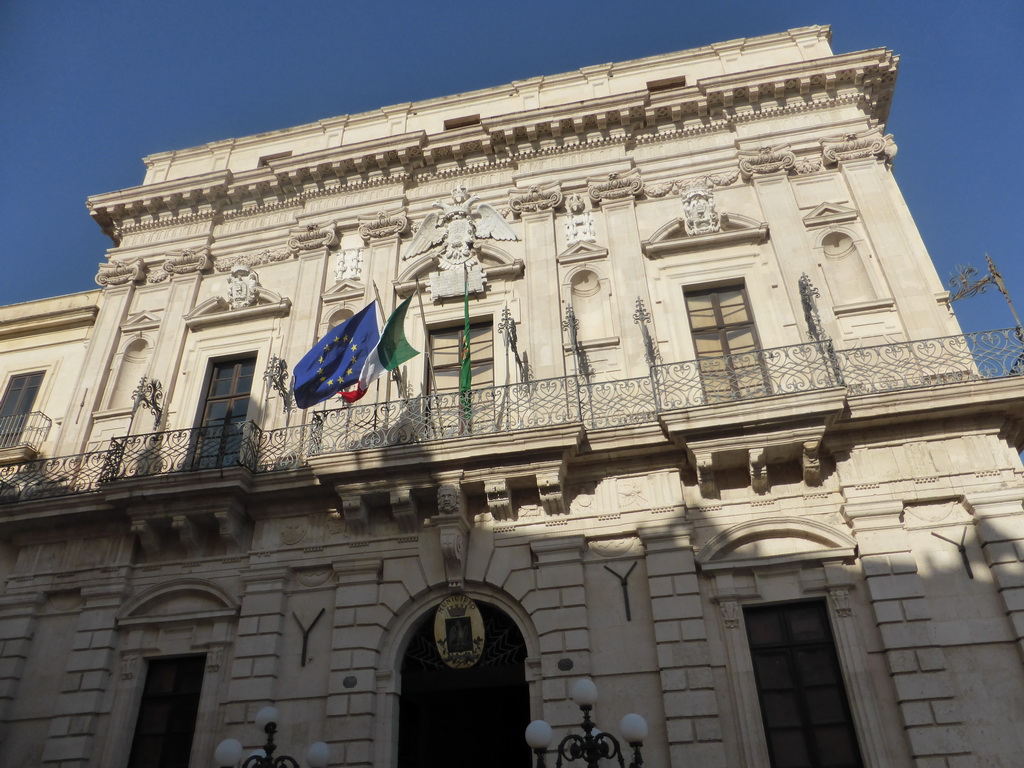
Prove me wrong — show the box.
[744,601,864,768]
[0,372,44,448]
[126,656,205,768]
[684,285,766,401]
[429,323,494,393]
[195,358,255,468]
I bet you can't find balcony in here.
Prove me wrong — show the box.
[0,411,52,464]
[0,328,1020,505]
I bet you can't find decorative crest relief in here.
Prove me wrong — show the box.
[404,185,519,271]
[587,170,644,204]
[287,221,337,254]
[334,249,364,283]
[95,259,146,287]
[680,181,721,236]
[564,193,596,245]
[738,145,796,179]
[821,128,897,166]
[508,184,563,215]
[226,266,261,309]
[357,209,408,241]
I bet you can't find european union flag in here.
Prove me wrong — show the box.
[293,301,380,409]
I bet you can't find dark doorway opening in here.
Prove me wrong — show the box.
[398,601,531,768]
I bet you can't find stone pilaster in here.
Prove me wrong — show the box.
[520,209,562,379]
[596,197,654,378]
[844,500,968,766]
[227,568,289,710]
[966,488,1024,662]
[41,585,124,767]
[0,593,43,749]
[326,558,385,768]
[640,525,728,768]
[527,536,592,729]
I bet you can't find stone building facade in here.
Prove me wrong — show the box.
[1,24,1023,768]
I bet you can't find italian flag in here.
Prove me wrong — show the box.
[340,296,418,403]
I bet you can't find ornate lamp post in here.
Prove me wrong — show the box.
[525,679,648,768]
[214,706,330,768]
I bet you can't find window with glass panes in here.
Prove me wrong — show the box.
[0,372,44,447]
[684,285,767,400]
[200,359,256,427]
[744,601,864,768]
[429,323,494,393]
[126,656,205,768]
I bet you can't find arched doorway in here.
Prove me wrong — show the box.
[397,600,531,768]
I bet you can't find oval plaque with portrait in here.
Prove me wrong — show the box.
[433,595,485,669]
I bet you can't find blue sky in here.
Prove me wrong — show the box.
[1,1,1021,333]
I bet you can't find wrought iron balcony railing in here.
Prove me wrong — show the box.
[0,411,52,452]
[0,329,1020,505]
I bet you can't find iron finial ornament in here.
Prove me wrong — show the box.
[263,355,294,413]
[562,304,592,380]
[131,375,164,431]
[498,305,528,382]
[632,297,661,367]
[949,254,1023,330]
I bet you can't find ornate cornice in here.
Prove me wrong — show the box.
[646,171,739,198]
[357,209,408,240]
[821,127,897,166]
[738,145,797,179]
[587,170,643,204]
[507,183,563,215]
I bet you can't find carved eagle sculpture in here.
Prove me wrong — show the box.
[404,185,518,270]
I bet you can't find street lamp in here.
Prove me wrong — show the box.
[525,679,648,768]
[214,706,330,768]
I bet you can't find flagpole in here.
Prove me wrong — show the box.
[371,281,398,408]
[415,280,439,395]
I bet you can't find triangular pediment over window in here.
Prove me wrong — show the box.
[120,310,162,333]
[322,279,366,307]
[802,202,858,227]
[557,240,609,264]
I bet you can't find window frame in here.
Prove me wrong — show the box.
[125,655,207,768]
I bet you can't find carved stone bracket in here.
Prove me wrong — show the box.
[130,519,161,557]
[738,145,796,179]
[390,488,420,534]
[149,246,213,283]
[718,598,740,629]
[288,221,337,254]
[803,440,823,487]
[96,259,147,287]
[821,128,897,166]
[121,652,140,681]
[749,448,768,495]
[172,515,204,559]
[433,484,469,588]
[485,479,513,522]
[587,170,644,204]
[358,209,409,241]
[341,495,370,537]
[827,586,853,618]
[508,184,563,215]
[695,452,717,499]
[537,471,565,516]
[215,505,247,553]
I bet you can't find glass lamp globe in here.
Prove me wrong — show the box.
[619,713,649,744]
[306,741,330,768]
[571,678,599,707]
[254,706,279,730]
[525,719,554,750]
[214,738,243,766]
